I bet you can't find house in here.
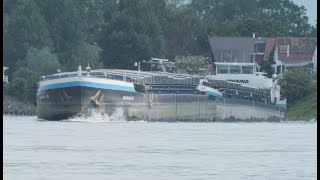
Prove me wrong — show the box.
[208,36,317,75]
[272,37,317,75]
[208,36,276,64]
[208,36,257,63]
[208,36,276,74]
[3,66,9,83]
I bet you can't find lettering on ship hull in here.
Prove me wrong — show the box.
[123,96,134,101]
[227,79,249,83]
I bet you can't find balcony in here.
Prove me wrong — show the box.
[3,76,8,83]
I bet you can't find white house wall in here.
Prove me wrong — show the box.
[312,46,317,72]
[273,44,279,64]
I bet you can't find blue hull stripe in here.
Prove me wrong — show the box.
[207,91,223,97]
[38,81,136,92]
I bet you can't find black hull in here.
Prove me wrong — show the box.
[37,86,219,121]
[37,86,283,121]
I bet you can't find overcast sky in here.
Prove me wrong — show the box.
[292,0,317,26]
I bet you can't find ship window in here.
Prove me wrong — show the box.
[230,65,241,74]
[217,65,228,74]
[242,66,253,74]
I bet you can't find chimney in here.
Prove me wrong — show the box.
[287,45,290,57]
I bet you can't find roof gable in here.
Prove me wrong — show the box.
[208,37,257,63]
[276,37,317,62]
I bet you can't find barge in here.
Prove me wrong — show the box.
[37,59,287,121]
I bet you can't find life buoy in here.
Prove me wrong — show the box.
[86,66,91,72]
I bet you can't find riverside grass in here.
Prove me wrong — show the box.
[285,91,317,120]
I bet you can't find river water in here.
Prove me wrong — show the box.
[3,115,317,180]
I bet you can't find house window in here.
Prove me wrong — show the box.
[279,45,287,53]
[254,42,266,53]
[276,66,281,74]
[231,50,242,62]
[281,65,286,74]
[222,50,232,62]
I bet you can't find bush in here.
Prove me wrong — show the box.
[24,47,61,76]
[175,55,210,74]
[7,67,38,104]
[68,43,103,71]
[278,67,315,106]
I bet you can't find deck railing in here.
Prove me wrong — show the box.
[3,76,8,83]
[39,71,202,85]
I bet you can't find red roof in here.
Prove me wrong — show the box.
[264,38,276,60]
[279,53,313,62]
[277,37,317,62]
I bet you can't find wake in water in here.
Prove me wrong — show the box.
[67,107,127,123]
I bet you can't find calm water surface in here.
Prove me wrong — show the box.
[4,115,317,180]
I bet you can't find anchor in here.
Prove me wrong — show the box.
[90,90,105,108]
[59,89,72,104]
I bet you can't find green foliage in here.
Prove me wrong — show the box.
[259,46,275,78]
[99,0,167,69]
[35,0,88,69]
[191,0,258,22]
[285,91,317,120]
[17,47,61,76]
[164,6,205,60]
[259,61,273,78]
[3,83,11,96]
[278,67,315,105]
[70,43,103,70]
[4,0,53,75]
[175,55,210,75]
[234,15,287,37]
[257,0,312,36]
[7,67,38,104]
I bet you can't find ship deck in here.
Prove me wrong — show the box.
[38,69,277,106]
[40,69,203,85]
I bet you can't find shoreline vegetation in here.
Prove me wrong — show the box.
[284,92,317,121]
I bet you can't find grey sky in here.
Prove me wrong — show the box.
[292,0,317,26]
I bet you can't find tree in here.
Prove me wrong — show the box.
[79,0,109,44]
[69,43,103,70]
[99,0,167,69]
[278,67,315,105]
[8,67,38,103]
[4,0,53,77]
[17,47,61,76]
[190,0,313,37]
[257,0,312,36]
[309,23,317,37]
[191,0,258,22]
[259,46,276,78]
[164,6,204,60]
[35,0,87,70]
[175,55,210,74]
[234,14,287,37]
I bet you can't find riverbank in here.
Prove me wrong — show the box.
[284,92,317,121]
[3,94,316,121]
[3,95,37,116]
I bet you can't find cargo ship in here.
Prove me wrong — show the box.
[37,58,287,121]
